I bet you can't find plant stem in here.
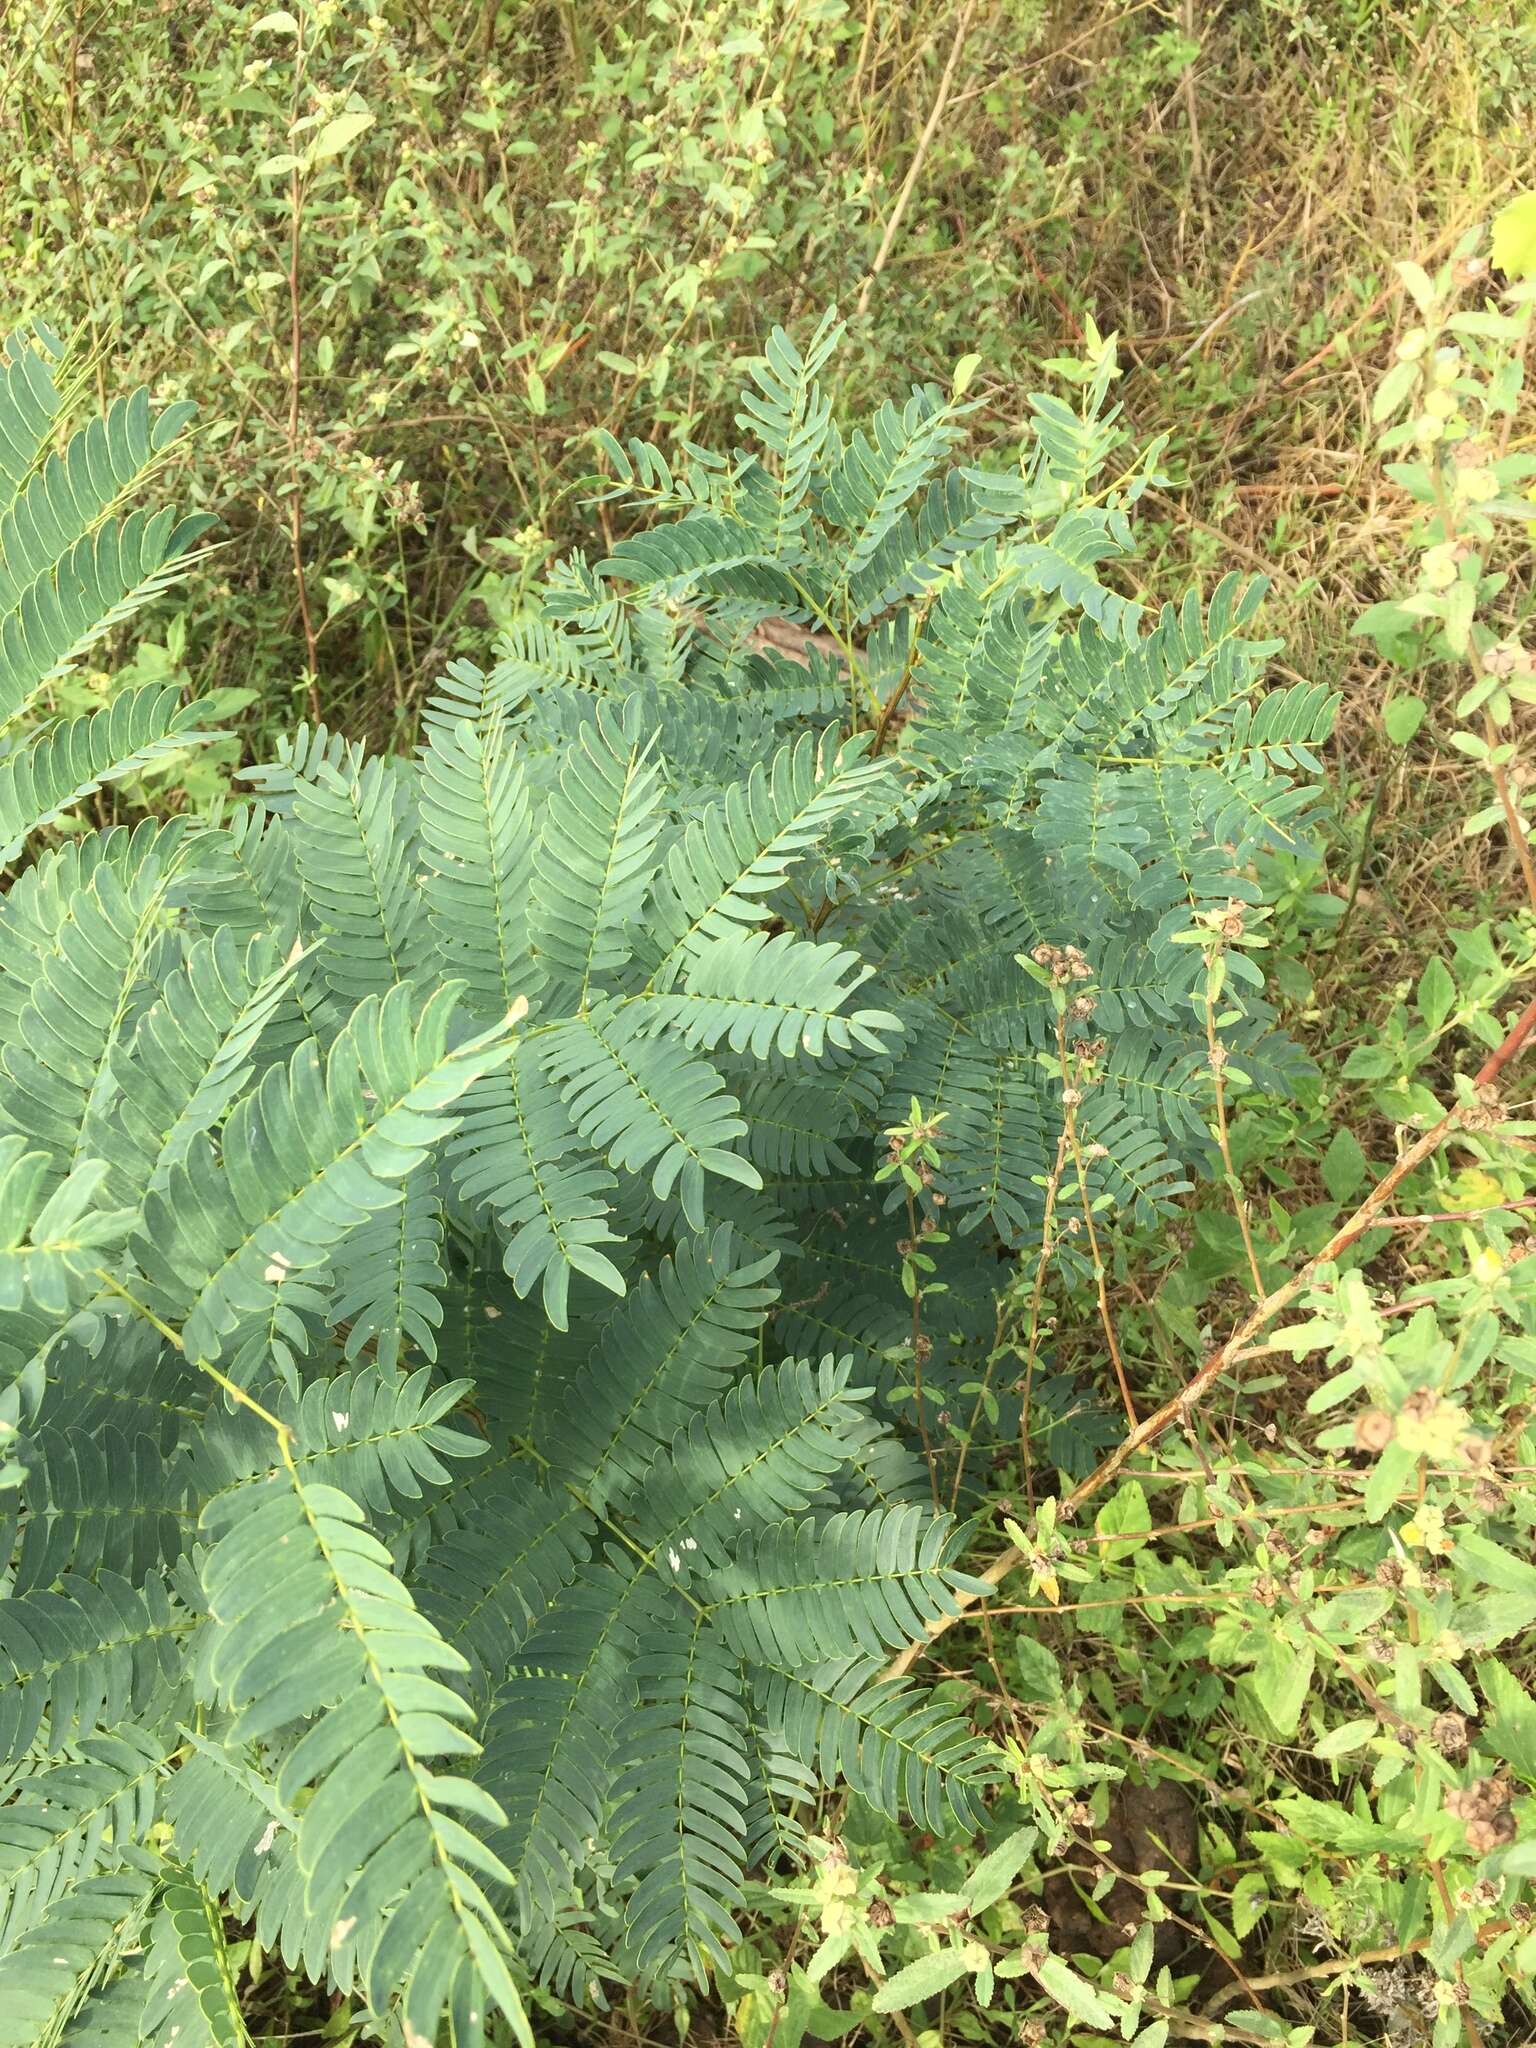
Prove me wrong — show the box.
[905,1184,942,1511]
[856,1,977,318]
[1055,1015,1138,1429]
[879,1027,1521,1681]
[1204,976,1265,1298]
[286,19,321,723]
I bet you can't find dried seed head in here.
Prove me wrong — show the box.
[1354,1408,1395,1453]
[1431,1712,1469,1759]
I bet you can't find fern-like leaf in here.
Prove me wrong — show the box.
[754,1655,998,1834]
[419,712,537,1016]
[449,1043,628,1331]
[544,1226,778,1513]
[641,730,888,992]
[643,930,901,1060]
[134,985,514,1365]
[290,756,424,1006]
[630,1356,861,1574]
[544,1000,760,1230]
[530,699,663,1006]
[0,1728,167,1953]
[703,1508,982,1663]
[0,1868,152,2048]
[0,687,217,860]
[608,1615,748,1980]
[200,1473,530,2048]
[0,1572,182,1766]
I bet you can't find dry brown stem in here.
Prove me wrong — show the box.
[879,998,1536,1682]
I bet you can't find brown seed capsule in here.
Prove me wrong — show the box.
[1446,1774,1516,1855]
[1466,1811,1518,1855]
[1431,1712,1469,1759]
[1354,1408,1395,1453]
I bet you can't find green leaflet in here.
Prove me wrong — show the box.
[142,1866,252,2048]
[419,709,537,1016]
[543,1224,779,1512]
[291,754,425,1005]
[0,1728,167,1953]
[448,1041,628,1330]
[0,1570,182,1765]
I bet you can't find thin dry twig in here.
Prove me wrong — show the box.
[880,1000,1536,1682]
[285,24,321,722]
[1178,0,1203,192]
[856,2,978,318]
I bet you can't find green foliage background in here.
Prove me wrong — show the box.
[4,2,1536,2045]
[4,0,1530,744]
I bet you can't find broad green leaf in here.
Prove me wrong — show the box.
[1313,1718,1376,1759]
[872,1947,976,2012]
[1231,1871,1270,1939]
[1320,1126,1366,1204]
[1477,1658,1536,1781]
[1249,1639,1314,1738]
[1095,1479,1151,1557]
[310,110,374,161]
[1416,957,1455,1032]
[1035,1952,1118,2028]
[1491,194,1536,281]
[1372,358,1418,423]
[1383,695,1425,744]
[1014,1637,1063,1703]
[1395,260,1437,313]
[962,1827,1037,1913]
